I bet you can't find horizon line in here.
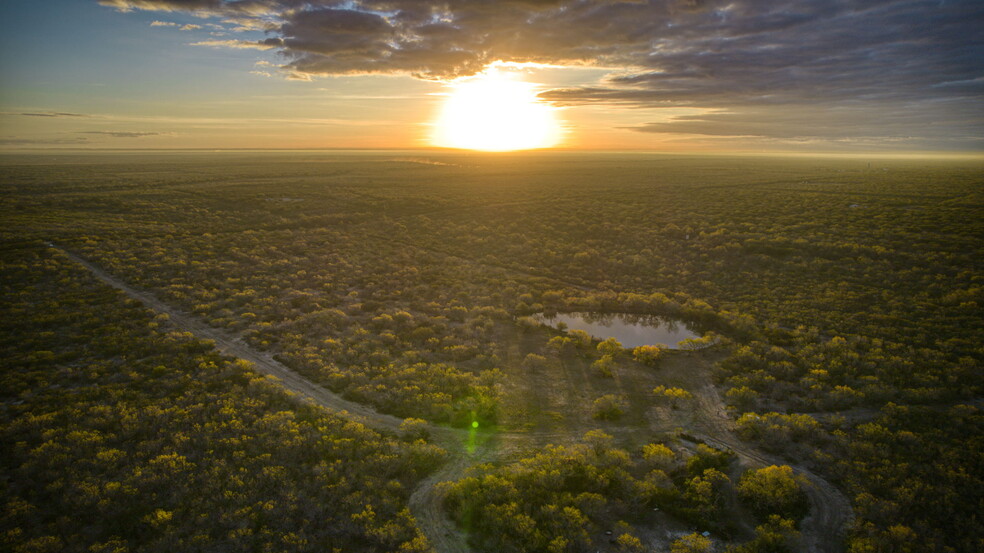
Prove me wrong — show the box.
[1,147,982,161]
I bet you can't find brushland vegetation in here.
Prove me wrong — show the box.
[0,247,444,552]
[1,152,981,552]
[439,432,804,553]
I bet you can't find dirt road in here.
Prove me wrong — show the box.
[59,245,852,553]
[692,382,854,553]
[58,246,480,553]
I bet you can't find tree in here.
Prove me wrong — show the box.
[725,386,759,411]
[685,468,732,520]
[731,516,801,553]
[597,337,623,357]
[652,385,693,408]
[671,533,712,553]
[399,418,429,440]
[615,533,645,553]
[568,329,592,350]
[737,465,809,520]
[592,394,626,420]
[642,443,675,471]
[592,354,617,377]
[686,444,734,475]
[633,344,665,367]
[547,336,576,356]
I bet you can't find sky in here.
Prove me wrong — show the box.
[0,0,982,153]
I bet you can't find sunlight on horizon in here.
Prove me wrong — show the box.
[430,67,563,151]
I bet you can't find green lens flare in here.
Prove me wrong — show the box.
[471,421,479,429]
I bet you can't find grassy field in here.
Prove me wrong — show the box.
[2,151,981,553]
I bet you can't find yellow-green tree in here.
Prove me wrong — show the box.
[671,532,712,553]
[652,385,693,408]
[632,344,665,366]
[736,465,809,520]
[597,337,623,357]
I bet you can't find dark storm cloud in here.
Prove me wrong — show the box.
[542,1,984,107]
[101,0,984,148]
[99,0,731,77]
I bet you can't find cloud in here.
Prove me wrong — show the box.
[151,20,199,29]
[101,0,984,149]
[78,131,165,138]
[630,102,982,140]
[285,71,312,81]
[19,111,88,118]
[191,39,278,49]
[222,16,274,31]
[98,1,272,16]
[99,2,984,80]
[99,1,729,77]
[97,1,984,86]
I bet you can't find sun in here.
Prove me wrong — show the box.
[431,67,562,151]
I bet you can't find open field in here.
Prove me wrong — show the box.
[2,152,982,553]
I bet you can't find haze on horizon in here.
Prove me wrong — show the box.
[0,0,982,155]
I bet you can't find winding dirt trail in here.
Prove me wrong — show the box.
[57,246,479,553]
[691,381,854,553]
[58,247,407,432]
[58,245,852,553]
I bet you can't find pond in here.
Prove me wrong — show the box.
[534,312,701,349]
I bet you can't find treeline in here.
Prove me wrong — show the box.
[0,247,444,553]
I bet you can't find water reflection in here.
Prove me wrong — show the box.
[534,312,700,349]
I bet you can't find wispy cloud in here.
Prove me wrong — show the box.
[18,111,88,118]
[191,39,279,50]
[222,16,274,32]
[98,1,273,17]
[285,72,313,81]
[151,20,200,30]
[77,131,166,138]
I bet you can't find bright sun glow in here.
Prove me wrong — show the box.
[431,68,562,151]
